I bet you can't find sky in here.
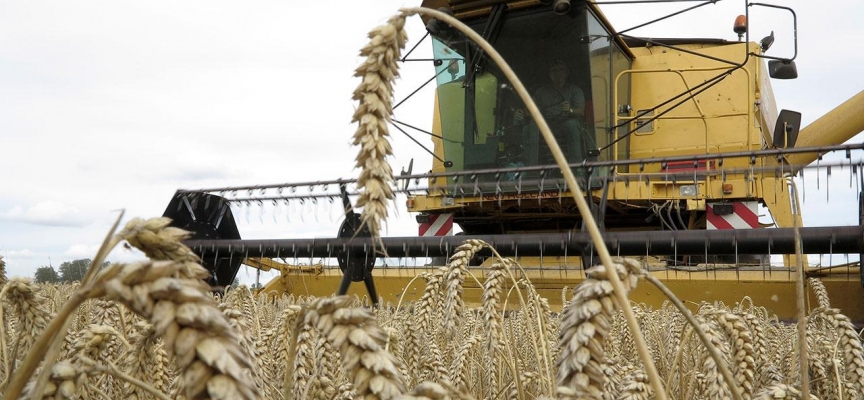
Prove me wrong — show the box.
[2,0,863,283]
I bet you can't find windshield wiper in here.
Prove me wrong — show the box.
[463,3,507,88]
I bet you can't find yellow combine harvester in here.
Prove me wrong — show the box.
[163,0,864,321]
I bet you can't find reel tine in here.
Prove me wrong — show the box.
[496,173,503,208]
[285,199,291,224]
[816,154,822,191]
[800,168,806,204]
[826,165,832,203]
[258,200,264,225]
[299,198,306,223]
[516,173,522,209]
[538,169,545,207]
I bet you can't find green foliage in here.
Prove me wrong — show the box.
[34,266,60,283]
[58,259,91,282]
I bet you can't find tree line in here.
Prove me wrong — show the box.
[33,259,109,283]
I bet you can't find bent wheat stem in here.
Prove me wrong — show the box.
[398,7,667,399]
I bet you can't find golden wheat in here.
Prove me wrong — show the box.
[2,7,864,400]
[3,260,864,400]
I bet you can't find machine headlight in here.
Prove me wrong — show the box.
[679,185,698,197]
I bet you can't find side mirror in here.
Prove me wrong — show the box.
[769,59,798,80]
[772,109,801,148]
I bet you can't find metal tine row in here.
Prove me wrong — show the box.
[171,144,864,230]
[176,142,864,198]
[175,158,864,228]
[192,226,864,285]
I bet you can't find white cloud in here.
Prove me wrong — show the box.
[0,0,862,278]
[5,249,38,259]
[1,201,89,227]
[63,243,100,259]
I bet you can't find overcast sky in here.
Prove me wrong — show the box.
[2,1,863,281]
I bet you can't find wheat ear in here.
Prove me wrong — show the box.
[443,239,487,336]
[3,278,52,367]
[292,324,318,399]
[352,14,408,247]
[87,261,259,399]
[693,318,733,400]
[274,304,302,393]
[707,308,756,399]
[754,383,820,400]
[123,320,170,399]
[556,260,639,399]
[807,278,831,309]
[819,307,864,396]
[617,369,653,400]
[415,268,445,335]
[300,296,405,399]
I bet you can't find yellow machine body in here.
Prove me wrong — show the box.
[262,0,864,321]
[261,260,862,322]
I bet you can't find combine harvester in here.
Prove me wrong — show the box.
[163,0,864,321]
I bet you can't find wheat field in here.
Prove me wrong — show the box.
[0,218,862,400]
[2,9,863,400]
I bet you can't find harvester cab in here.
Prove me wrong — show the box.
[162,0,864,322]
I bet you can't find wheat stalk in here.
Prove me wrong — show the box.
[399,9,668,398]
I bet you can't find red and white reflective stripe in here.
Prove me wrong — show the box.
[419,213,454,237]
[706,202,759,230]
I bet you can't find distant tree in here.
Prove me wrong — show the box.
[59,259,92,282]
[0,255,6,286]
[34,266,60,283]
[230,277,240,289]
[251,282,263,290]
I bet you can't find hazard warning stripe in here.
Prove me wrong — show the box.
[419,213,454,236]
[706,202,759,230]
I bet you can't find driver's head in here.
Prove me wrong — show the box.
[549,59,568,85]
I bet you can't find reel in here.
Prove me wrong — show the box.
[162,191,242,288]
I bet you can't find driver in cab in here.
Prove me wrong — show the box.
[515,59,587,167]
